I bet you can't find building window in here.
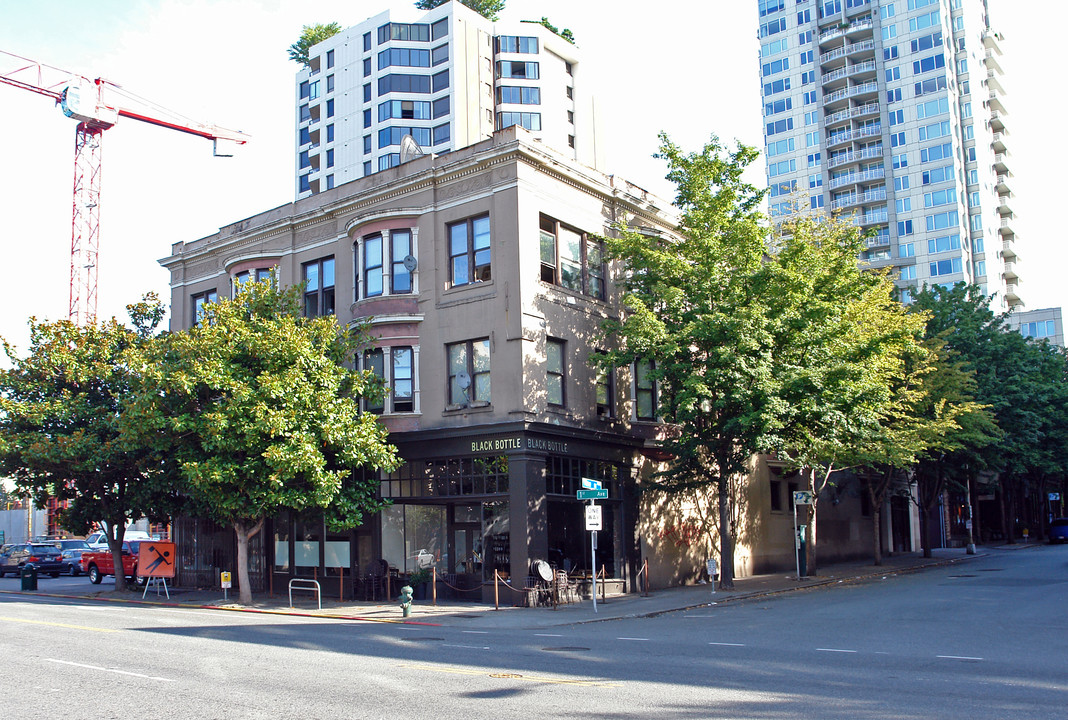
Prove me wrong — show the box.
[496,60,539,79]
[770,479,783,512]
[363,233,383,298]
[595,352,614,418]
[392,347,414,412]
[448,215,491,286]
[327,49,335,69]
[496,35,539,53]
[634,358,656,420]
[433,96,450,118]
[547,338,565,407]
[391,230,413,294]
[302,257,335,317]
[539,215,604,299]
[496,112,541,131]
[432,43,449,66]
[364,348,384,414]
[192,289,217,326]
[432,69,449,92]
[447,339,491,406]
[433,123,450,146]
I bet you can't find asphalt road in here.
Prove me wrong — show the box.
[3,545,1066,719]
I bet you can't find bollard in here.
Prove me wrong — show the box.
[399,584,413,618]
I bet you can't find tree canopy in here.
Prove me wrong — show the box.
[124,280,398,604]
[415,0,505,21]
[0,295,174,591]
[288,22,342,67]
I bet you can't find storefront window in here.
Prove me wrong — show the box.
[274,513,290,571]
[381,504,447,574]
[483,500,510,581]
[324,527,351,578]
[294,513,321,577]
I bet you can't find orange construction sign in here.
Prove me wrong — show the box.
[136,541,176,578]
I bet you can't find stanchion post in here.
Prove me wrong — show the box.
[339,566,344,603]
[494,570,500,611]
[432,566,437,605]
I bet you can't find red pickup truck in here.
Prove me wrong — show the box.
[80,541,147,586]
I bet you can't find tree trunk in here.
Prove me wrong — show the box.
[805,466,823,576]
[107,526,127,592]
[718,477,734,590]
[234,518,264,606]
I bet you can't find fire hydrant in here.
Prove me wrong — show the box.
[399,584,414,617]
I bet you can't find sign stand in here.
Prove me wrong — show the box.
[580,478,604,613]
[142,576,170,600]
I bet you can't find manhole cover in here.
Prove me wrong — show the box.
[542,646,590,652]
[490,673,523,678]
[405,637,445,642]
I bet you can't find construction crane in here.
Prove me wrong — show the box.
[0,50,249,325]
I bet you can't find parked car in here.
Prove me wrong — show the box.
[1050,518,1068,543]
[81,541,147,585]
[53,539,92,576]
[85,529,153,549]
[0,543,65,577]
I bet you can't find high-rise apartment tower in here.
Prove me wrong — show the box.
[294,2,601,199]
[758,0,1019,309]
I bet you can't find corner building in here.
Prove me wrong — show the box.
[758,0,1020,309]
[162,128,677,601]
[294,2,600,199]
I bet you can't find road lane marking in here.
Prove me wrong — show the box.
[617,637,649,641]
[443,644,490,650]
[462,630,489,634]
[709,642,745,647]
[937,655,983,661]
[534,633,562,637]
[0,616,117,633]
[816,648,857,653]
[46,659,174,682]
[396,663,620,688]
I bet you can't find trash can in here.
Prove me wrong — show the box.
[20,565,38,591]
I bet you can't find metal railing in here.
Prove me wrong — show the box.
[824,101,880,126]
[819,38,876,64]
[289,578,322,610]
[821,59,877,85]
[829,166,885,189]
[827,145,883,169]
[823,81,879,105]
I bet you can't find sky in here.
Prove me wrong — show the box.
[0,0,1064,357]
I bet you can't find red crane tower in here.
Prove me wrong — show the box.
[0,50,249,324]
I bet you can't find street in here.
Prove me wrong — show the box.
[2,545,1066,719]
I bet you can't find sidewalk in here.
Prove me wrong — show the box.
[6,543,1040,629]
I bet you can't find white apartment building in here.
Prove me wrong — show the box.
[294,2,601,199]
[758,0,1020,310]
[1005,307,1064,347]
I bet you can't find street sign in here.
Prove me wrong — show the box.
[585,504,603,531]
[221,571,232,589]
[136,541,176,578]
[1049,493,1061,502]
[793,491,814,505]
[577,489,608,500]
[581,477,602,490]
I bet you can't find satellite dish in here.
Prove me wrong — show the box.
[399,134,425,164]
[457,372,471,390]
[402,254,418,272]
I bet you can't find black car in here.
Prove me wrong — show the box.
[0,543,65,577]
[53,539,93,576]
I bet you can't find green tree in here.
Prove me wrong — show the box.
[288,22,342,67]
[594,134,779,590]
[414,0,505,21]
[768,213,926,573]
[125,280,399,605]
[0,296,174,591]
[529,17,576,44]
